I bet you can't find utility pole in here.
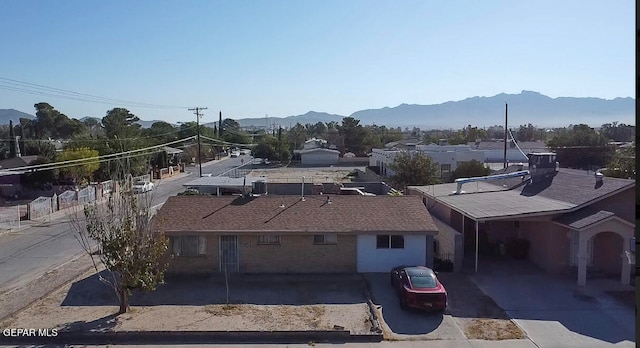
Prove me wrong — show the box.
[503,102,508,170]
[189,107,207,177]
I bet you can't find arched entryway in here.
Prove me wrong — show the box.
[592,232,624,277]
[575,217,635,286]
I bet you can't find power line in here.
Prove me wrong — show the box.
[0,136,196,173]
[0,76,189,109]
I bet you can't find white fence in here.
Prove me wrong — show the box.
[0,206,21,231]
[28,196,53,221]
[77,186,96,204]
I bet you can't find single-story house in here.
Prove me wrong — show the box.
[407,153,635,286]
[152,195,438,274]
[294,148,340,166]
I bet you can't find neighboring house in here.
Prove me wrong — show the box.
[469,140,548,163]
[152,195,438,274]
[407,153,635,286]
[0,155,40,171]
[370,145,485,181]
[302,137,328,150]
[384,138,423,150]
[294,148,340,165]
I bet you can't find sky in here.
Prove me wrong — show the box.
[0,1,635,124]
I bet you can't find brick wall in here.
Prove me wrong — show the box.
[165,233,219,274]
[238,234,357,273]
[165,232,356,274]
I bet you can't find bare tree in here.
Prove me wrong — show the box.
[71,160,168,314]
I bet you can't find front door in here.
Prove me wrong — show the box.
[219,235,239,272]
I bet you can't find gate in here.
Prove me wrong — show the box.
[219,235,238,272]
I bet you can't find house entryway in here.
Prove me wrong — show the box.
[219,235,238,272]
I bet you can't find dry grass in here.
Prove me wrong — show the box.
[465,318,526,340]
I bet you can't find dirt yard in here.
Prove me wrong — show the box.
[1,268,373,334]
[436,272,526,340]
[246,166,360,183]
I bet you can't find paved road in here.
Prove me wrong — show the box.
[0,156,249,295]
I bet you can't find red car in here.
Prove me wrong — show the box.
[390,265,447,312]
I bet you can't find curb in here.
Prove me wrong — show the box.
[0,330,383,345]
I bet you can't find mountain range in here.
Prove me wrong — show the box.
[1,91,634,129]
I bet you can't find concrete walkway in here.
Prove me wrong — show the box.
[470,259,635,348]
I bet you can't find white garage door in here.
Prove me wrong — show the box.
[357,234,427,272]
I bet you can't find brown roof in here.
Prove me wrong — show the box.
[153,195,437,234]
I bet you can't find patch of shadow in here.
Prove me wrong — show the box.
[58,313,118,333]
[605,290,635,308]
[572,290,597,302]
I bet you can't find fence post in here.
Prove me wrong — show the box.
[17,205,20,230]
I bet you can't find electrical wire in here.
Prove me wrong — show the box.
[0,76,189,109]
[507,128,529,160]
[0,136,196,172]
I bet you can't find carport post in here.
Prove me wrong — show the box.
[475,220,479,273]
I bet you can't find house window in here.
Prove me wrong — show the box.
[257,235,281,245]
[171,235,207,256]
[376,235,405,249]
[313,234,337,245]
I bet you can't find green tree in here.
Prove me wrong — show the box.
[56,147,100,183]
[338,117,367,155]
[600,122,635,142]
[23,140,57,161]
[102,108,142,139]
[603,143,635,179]
[547,124,614,169]
[73,183,169,314]
[388,151,441,191]
[450,160,491,182]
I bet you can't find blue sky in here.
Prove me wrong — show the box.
[0,1,634,124]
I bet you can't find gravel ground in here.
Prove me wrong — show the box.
[1,269,373,334]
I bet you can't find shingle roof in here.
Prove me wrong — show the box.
[409,169,635,221]
[554,209,615,230]
[153,195,438,234]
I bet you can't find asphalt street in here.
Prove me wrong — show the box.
[0,156,248,294]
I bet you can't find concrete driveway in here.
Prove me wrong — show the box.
[363,273,466,340]
[471,259,635,348]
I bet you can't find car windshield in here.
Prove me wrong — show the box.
[409,275,437,288]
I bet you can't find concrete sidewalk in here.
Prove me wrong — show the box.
[470,259,635,348]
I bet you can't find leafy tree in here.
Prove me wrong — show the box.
[143,121,178,145]
[514,124,542,142]
[450,160,491,181]
[599,122,635,142]
[23,140,57,161]
[603,143,635,179]
[338,117,367,155]
[252,140,277,160]
[55,147,100,183]
[388,151,441,191]
[102,108,142,139]
[547,124,614,169]
[8,120,16,158]
[73,180,169,314]
[287,123,307,151]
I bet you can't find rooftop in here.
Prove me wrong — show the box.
[409,168,635,221]
[153,195,438,234]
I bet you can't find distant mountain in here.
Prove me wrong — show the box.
[3,91,635,129]
[234,91,635,129]
[348,91,635,128]
[236,111,344,128]
[0,109,35,124]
